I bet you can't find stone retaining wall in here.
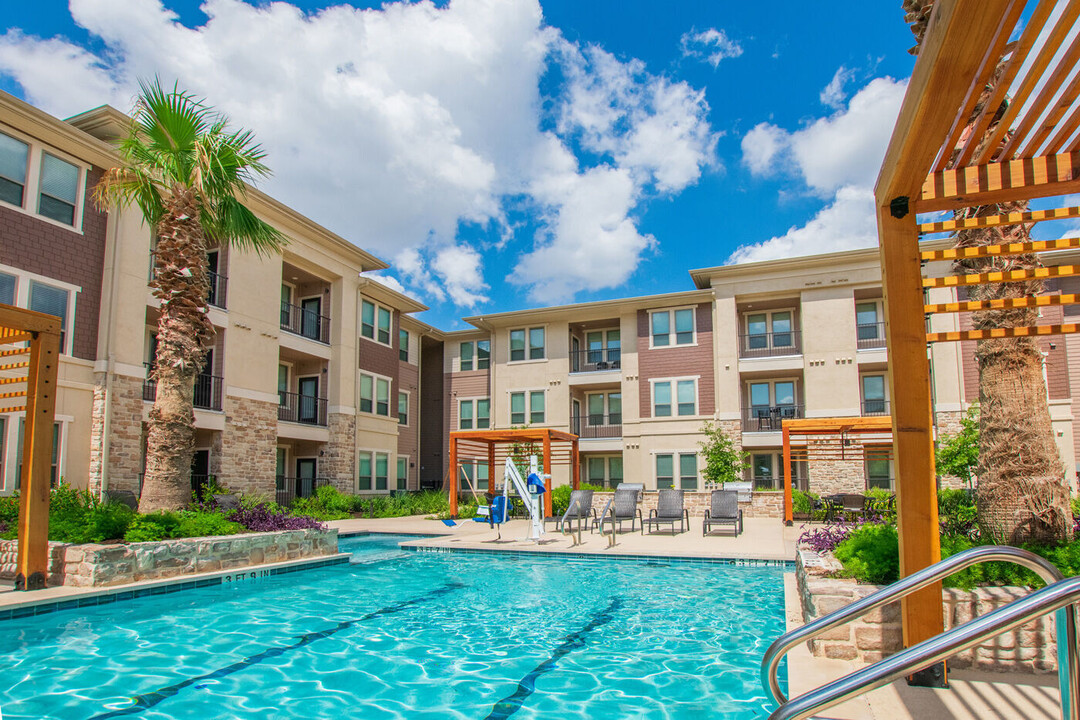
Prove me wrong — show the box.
[586,490,783,521]
[0,528,337,588]
[796,550,1057,673]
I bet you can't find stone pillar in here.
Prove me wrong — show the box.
[88,372,147,495]
[323,412,356,492]
[219,395,277,496]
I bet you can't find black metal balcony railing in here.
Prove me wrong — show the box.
[747,474,808,491]
[856,322,887,349]
[741,404,805,432]
[738,330,802,359]
[275,475,332,506]
[569,348,621,373]
[280,301,331,344]
[570,414,623,438]
[861,399,890,416]
[143,363,224,410]
[148,252,228,309]
[278,391,328,426]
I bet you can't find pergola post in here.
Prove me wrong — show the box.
[542,432,552,519]
[571,439,579,491]
[879,206,944,682]
[782,423,793,526]
[487,441,496,495]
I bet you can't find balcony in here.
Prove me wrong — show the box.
[148,252,228,310]
[861,399,890,416]
[738,330,802,359]
[571,414,623,438]
[280,301,330,344]
[143,363,224,411]
[747,474,808,491]
[857,322,887,349]
[570,348,621,373]
[742,404,805,432]
[278,391,328,426]
[275,475,332,506]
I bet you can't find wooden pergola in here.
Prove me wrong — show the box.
[447,428,579,518]
[1,304,61,590]
[877,0,1080,671]
[781,417,894,525]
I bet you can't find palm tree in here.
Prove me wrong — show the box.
[904,1,1071,543]
[94,79,286,512]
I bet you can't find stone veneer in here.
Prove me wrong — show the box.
[934,410,969,490]
[587,489,783,520]
[88,372,146,494]
[796,550,1057,673]
[0,528,337,588]
[220,395,278,496]
[323,412,357,492]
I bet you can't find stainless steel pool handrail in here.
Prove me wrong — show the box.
[762,545,1075,706]
[769,574,1080,720]
[561,498,585,546]
[597,496,616,547]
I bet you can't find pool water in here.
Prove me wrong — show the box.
[0,535,788,719]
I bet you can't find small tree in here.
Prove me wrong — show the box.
[936,405,979,489]
[698,421,748,486]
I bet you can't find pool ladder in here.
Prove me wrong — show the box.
[762,545,1080,720]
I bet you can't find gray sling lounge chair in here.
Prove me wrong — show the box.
[644,488,689,534]
[703,490,743,536]
[593,483,643,533]
[557,489,595,532]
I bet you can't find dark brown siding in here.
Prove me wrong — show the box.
[0,167,108,361]
[637,302,715,417]
[448,372,490,429]
[397,360,420,482]
[419,337,444,487]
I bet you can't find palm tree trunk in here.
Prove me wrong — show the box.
[140,188,214,513]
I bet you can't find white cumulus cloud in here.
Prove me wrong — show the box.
[0,0,718,308]
[679,27,743,68]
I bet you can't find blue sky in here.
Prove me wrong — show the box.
[2,1,919,329]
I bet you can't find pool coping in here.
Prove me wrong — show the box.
[399,541,794,567]
[0,552,351,620]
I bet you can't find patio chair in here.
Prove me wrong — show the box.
[643,488,689,534]
[703,490,743,537]
[593,483,643,533]
[556,489,595,533]
[104,489,138,511]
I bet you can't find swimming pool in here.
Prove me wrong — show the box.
[0,534,788,719]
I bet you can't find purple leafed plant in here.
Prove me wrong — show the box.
[799,513,886,555]
[230,502,326,532]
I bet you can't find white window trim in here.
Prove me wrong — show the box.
[0,263,81,356]
[508,325,547,363]
[356,447,392,494]
[864,446,895,491]
[652,449,699,490]
[359,298,394,348]
[397,389,411,427]
[457,395,491,430]
[648,306,698,350]
[398,327,411,364]
[855,299,885,345]
[742,307,797,334]
[508,388,546,426]
[583,454,624,487]
[0,125,88,234]
[396,453,410,490]
[358,370,394,418]
[649,376,700,418]
[860,373,889,402]
[745,378,800,407]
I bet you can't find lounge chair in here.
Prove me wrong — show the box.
[104,489,138,510]
[644,488,689,534]
[556,489,595,532]
[593,483,643,533]
[703,490,743,536]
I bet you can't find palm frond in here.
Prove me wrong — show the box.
[204,193,288,257]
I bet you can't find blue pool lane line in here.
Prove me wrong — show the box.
[483,597,624,720]
[87,582,464,719]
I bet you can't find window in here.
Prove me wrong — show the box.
[530,391,545,424]
[28,281,69,351]
[0,132,28,207]
[679,453,698,490]
[865,447,893,490]
[510,392,525,424]
[459,399,490,430]
[461,340,490,371]
[650,308,694,347]
[476,398,490,429]
[37,153,80,226]
[585,455,623,488]
[359,374,373,413]
[652,379,696,417]
[856,301,883,341]
[357,452,372,491]
[861,375,887,414]
[0,272,15,305]
[360,300,392,345]
[748,380,797,425]
[510,327,544,361]
[459,459,490,492]
[359,373,391,417]
[459,399,474,430]
[585,393,621,426]
[656,454,673,489]
[586,329,621,365]
[656,453,697,490]
[745,310,794,351]
[376,378,390,416]
[14,421,62,489]
[399,329,409,362]
[397,456,408,491]
[748,453,805,490]
[398,391,409,425]
[375,453,388,491]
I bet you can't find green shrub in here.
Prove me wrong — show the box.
[291,485,353,521]
[173,511,243,539]
[1071,496,1080,519]
[550,483,605,517]
[123,512,182,542]
[792,490,823,520]
[938,488,977,536]
[834,524,900,585]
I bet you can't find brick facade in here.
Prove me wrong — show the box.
[220,396,278,496]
